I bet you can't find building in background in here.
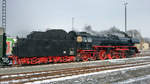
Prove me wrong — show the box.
[135,42,149,50]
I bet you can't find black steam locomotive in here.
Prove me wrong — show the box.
[10,29,139,65]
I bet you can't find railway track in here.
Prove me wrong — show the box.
[0,60,150,84]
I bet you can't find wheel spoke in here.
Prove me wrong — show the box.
[114,52,120,59]
[99,50,107,60]
[81,53,88,61]
[121,52,126,58]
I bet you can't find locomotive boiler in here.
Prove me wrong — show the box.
[9,29,140,65]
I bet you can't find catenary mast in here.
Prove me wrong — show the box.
[2,0,6,32]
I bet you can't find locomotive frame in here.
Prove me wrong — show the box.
[8,45,139,65]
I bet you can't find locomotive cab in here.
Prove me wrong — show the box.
[75,32,93,50]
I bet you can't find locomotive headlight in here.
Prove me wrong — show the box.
[77,36,82,42]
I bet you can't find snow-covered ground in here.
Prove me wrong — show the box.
[25,63,150,84]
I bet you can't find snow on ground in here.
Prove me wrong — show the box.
[113,75,150,84]
[25,63,150,84]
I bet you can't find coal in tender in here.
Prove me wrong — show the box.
[27,31,44,39]
[45,29,68,40]
[27,29,68,40]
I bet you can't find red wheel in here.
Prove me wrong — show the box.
[115,54,120,59]
[121,52,126,58]
[114,51,120,59]
[90,53,96,61]
[109,50,116,59]
[109,51,121,59]
[81,53,89,61]
[53,57,58,63]
[99,50,107,60]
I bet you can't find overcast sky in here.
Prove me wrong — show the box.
[0,0,150,37]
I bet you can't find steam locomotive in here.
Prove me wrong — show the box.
[7,29,139,65]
